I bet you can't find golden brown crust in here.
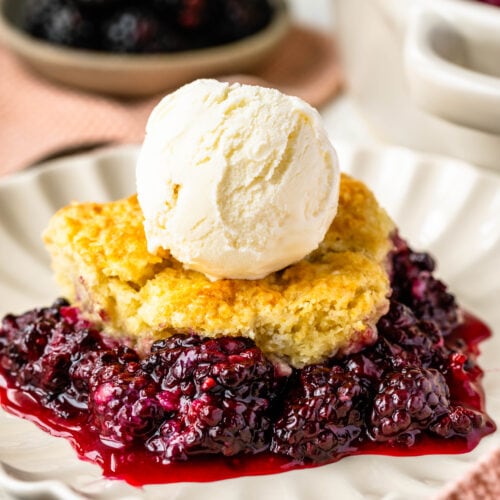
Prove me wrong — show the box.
[43,174,395,367]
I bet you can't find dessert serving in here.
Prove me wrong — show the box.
[0,80,495,487]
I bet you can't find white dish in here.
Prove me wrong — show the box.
[335,0,500,172]
[0,144,499,500]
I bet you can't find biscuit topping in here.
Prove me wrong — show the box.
[44,175,394,367]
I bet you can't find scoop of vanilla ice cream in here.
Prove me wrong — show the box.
[136,79,340,280]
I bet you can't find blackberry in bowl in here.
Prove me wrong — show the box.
[0,0,289,95]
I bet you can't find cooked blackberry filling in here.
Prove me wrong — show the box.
[0,235,494,482]
[271,364,369,462]
[143,335,281,460]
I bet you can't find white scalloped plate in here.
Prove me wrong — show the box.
[0,144,499,500]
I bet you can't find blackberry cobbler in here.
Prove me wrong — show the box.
[0,174,495,485]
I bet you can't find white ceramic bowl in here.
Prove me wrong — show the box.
[0,0,289,97]
[335,0,500,172]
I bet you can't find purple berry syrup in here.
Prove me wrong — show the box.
[0,236,495,485]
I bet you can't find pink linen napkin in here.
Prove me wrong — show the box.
[439,447,500,500]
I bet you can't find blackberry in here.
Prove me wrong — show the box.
[143,335,280,461]
[369,367,450,446]
[23,0,65,37]
[376,301,448,370]
[155,0,273,44]
[67,344,138,407]
[0,299,67,374]
[90,365,165,447]
[391,235,460,335]
[430,406,488,438]
[343,349,387,382]
[102,7,166,53]
[176,0,217,31]
[23,0,97,49]
[0,299,110,417]
[271,365,369,462]
[148,391,270,459]
[344,305,443,381]
[143,335,278,400]
[215,0,273,42]
[152,0,217,35]
[152,0,222,49]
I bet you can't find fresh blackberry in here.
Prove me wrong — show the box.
[23,0,97,49]
[23,0,65,37]
[271,365,370,462]
[143,334,280,461]
[369,367,450,446]
[175,0,217,31]
[152,0,222,49]
[154,0,222,33]
[102,7,166,53]
[215,0,273,42]
[154,0,273,44]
